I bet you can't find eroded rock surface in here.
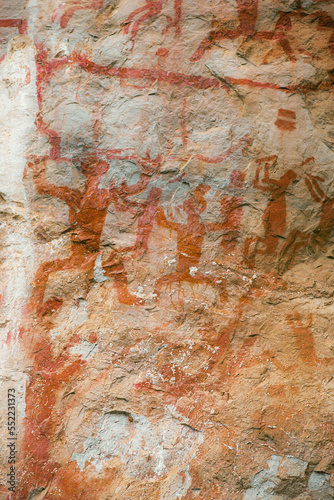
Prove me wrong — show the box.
[0,0,333,498]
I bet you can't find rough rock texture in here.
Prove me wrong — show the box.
[0,0,334,499]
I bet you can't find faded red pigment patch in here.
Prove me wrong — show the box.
[132,294,272,401]
[49,464,118,499]
[218,170,245,253]
[89,332,98,343]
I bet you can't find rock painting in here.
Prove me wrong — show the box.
[0,0,333,498]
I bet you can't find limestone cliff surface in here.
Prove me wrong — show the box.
[0,0,334,499]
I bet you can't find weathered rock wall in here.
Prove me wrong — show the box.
[0,0,334,499]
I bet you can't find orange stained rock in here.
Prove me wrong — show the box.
[17,301,86,499]
[18,306,120,500]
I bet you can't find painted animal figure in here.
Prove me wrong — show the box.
[26,154,153,313]
[244,156,297,268]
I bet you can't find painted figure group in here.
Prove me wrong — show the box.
[46,0,334,68]
[122,0,333,65]
[26,152,334,313]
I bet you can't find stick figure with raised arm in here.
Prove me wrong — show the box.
[243,156,297,267]
[26,153,154,314]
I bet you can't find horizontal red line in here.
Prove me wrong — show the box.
[37,51,332,98]
[74,54,224,91]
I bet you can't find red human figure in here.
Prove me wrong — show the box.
[217,169,246,253]
[154,184,227,301]
[120,186,163,257]
[286,312,318,366]
[123,0,182,49]
[244,156,297,267]
[26,154,153,313]
[286,311,332,367]
[190,0,295,62]
[279,167,334,271]
[54,0,105,29]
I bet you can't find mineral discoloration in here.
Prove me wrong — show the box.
[0,0,333,498]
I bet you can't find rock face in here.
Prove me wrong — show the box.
[0,0,333,499]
